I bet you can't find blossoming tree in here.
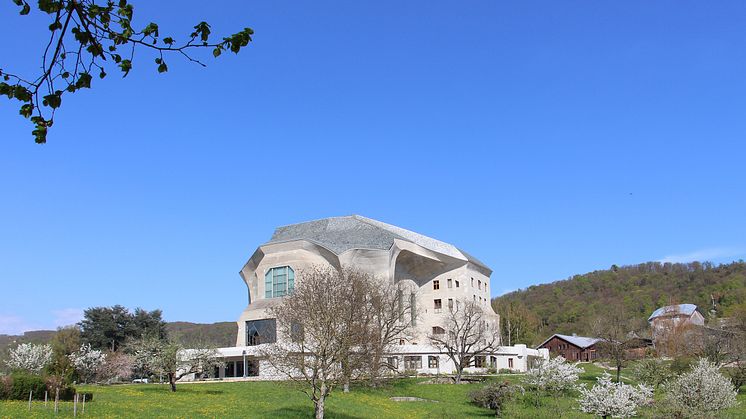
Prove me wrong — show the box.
[578,372,652,418]
[5,343,52,374]
[665,358,738,414]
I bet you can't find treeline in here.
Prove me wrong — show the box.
[492,261,746,345]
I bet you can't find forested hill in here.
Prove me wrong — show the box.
[492,261,746,344]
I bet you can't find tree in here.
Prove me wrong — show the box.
[5,343,52,374]
[469,381,520,417]
[428,299,499,384]
[592,307,635,383]
[631,358,673,389]
[578,372,652,419]
[47,325,81,380]
[98,351,134,383]
[80,305,166,351]
[3,0,253,143]
[494,300,540,346]
[523,356,582,394]
[664,358,738,414]
[264,266,371,419]
[131,336,221,392]
[68,343,107,383]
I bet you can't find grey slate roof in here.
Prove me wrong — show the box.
[648,304,698,321]
[538,333,602,349]
[267,215,490,271]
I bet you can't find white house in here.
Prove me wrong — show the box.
[206,215,547,379]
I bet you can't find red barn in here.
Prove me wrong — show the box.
[537,334,601,362]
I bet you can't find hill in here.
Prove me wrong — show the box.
[492,261,746,345]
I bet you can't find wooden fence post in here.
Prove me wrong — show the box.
[45,390,48,408]
[28,390,32,411]
[82,393,86,414]
[73,393,78,417]
[54,388,59,414]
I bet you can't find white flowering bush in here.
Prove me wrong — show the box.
[578,372,652,418]
[631,358,672,389]
[4,343,52,374]
[69,343,107,383]
[665,358,738,413]
[523,356,582,393]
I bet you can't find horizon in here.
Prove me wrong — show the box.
[2,0,746,335]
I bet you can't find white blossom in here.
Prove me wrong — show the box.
[69,343,107,383]
[578,372,652,418]
[665,358,738,413]
[4,343,52,374]
[523,356,582,393]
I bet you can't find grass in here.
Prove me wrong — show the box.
[2,365,746,418]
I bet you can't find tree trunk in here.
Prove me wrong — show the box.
[616,365,621,383]
[314,385,326,419]
[168,373,177,392]
[343,381,350,393]
[454,365,463,384]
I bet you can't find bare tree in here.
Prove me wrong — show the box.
[264,266,365,419]
[429,299,499,384]
[592,307,636,383]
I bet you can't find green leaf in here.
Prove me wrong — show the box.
[119,59,132,77]
[157,62,168,73]
[99,70,107,79]
[43,91,62,109]
[76,72,92,89]
[19,103,34,118]
[20,3,30,15]
[213,47,221,58]
[163,37,174,46]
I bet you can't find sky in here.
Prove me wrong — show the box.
[1,1,746,335]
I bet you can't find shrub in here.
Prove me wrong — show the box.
[8,372,47,400]
[523,356,582,394]
[4,343,52,374]
[497,368,513,374]
[0,375,11,399]
[665,358,738,414]
[670,357,694,374]
[578,372,652,418]
[632,359,672,389]
[469,381,520,417]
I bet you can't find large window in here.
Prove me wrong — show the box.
[246,319,277,346]
[404,356,422,370]
[265,266,295,298]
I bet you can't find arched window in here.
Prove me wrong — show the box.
[264,266,295,298]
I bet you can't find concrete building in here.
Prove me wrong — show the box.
[211,215,547,379]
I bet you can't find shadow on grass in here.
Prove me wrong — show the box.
[269,407,362,419]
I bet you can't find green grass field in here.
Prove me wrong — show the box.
[2,365,745,418]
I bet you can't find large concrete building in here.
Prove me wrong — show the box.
[212,215,547,379]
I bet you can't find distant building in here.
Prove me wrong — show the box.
[648,304,705,341]
[537,334,601,362]
[191,215,549,380]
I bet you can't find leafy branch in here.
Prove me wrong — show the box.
[2,0,253,143]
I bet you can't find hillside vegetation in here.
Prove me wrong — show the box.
[493,261,746,344]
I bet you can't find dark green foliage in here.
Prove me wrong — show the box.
[469,381,520,417]
[4,0,253,143]
[6,372,47,400]
[493,261,746,344]
[80,305,167,351]
[670,357,695,374]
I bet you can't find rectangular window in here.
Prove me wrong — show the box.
[428,356,439,369]
[447,278,453,288]
[404,356,422,370]
[246,319,277,346]
[432,326,445,335]
[455,280,460,288]
[433,280,440,290]
[478,280,482,290]
[508,358,514,369]
[434,299,442,313]
[387,357,399,369]
[265,266,295,298]
[471,278,474,287]
[474,356,485,368]
[448,298,453,310]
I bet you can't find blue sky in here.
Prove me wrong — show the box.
[1,1,745,334]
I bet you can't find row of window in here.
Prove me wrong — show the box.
[398,355,505,370]
[432,277,489,293]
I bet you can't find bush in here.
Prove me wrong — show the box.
[0,375,11,400]
[523,356,582,394]
[497,368,513,374]
[665,358,738,414]
[632,359,673,389]
[578,372,652,418]
[8,372,47,400]
[670,357,694,374]
[469,381,520,417]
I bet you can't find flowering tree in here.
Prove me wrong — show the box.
[5,343,52,374]
[98,351,135,383]
[69,343,107,383]
[131,336,222,392]
[665,358,738,413]
[578,372,652,418]
[523,356,582,393]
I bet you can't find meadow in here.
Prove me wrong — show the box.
[2,365,746,418]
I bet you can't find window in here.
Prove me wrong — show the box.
[447,278,453,288]
[434,299,442,313]
[404,356,422,370]
[474,356,486,368]
[508,358,514,369]
[432,326,445,335]
[448,298,453,310]
[428,356,439,369]
[264,266,295,298]
[455,280,460,288]
[387,357,399,369]
[290,322,304,343]
[471,278,474,287]
[399,338,405,345]
[246,319,277,346]
[433,280,440,290]
[473,295,476,302]
[397,289,404,322]
[410,293,417,326]
[478,280,482,290]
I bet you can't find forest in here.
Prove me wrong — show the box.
[492,261,746,346]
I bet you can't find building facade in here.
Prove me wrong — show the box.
[210,215,547,379]
[537,334,601,362]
